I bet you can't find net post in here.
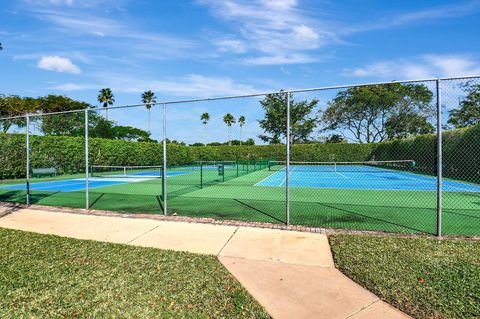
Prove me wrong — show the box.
[285,91,291,226]
[26,114,30,207]
[85,108,89,210]
[236,161,239,177]
[200,162,203,189]
[162,102,167,216]
[436,79,442,237]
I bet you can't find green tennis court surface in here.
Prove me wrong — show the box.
[1,162,479,236]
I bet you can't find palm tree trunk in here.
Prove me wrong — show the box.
[228,126,231,146]
[106,108,109,121]
[204,124,207,145]
[148,109,151,132]
[240,126,243,146]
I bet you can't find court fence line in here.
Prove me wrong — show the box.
[3,75,480,236]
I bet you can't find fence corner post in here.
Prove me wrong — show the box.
[85,108,89,210]
[285,91,291,226]
[26,114,30,207]
[162,103,167,216]
[436,79,442,238]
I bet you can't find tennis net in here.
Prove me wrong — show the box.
[91,165,163,178]
[268,160,416,173]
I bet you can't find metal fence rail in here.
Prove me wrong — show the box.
[1,75,479,236]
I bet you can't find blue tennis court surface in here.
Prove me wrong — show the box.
[0,179,127,192]
[0,171,188,192]
[256,165,480,192]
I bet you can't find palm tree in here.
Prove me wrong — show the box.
[97,88,115,120]
[200,112,210,145]
[142,90,156,132]
[238,115,245,146]
[223,113,236,146]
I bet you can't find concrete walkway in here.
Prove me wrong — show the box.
[0,207,411,319]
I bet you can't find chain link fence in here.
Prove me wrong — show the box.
[0,76,479,236]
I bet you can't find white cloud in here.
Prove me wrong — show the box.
[343,1,480,34]
[214,38,247,53]
[51,83,91,90]
[245,54,317,65]
[49,0,74,5]
[23,0,126,9]
[37,55,81,74]
[260,0,297,11]
[343,55,480,79]
[50,74,265,98]
[291,25,320,49]
[198,0,334,64]
[117,74,261,97]
[29,9,196,59]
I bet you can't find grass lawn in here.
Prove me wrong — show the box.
[329,234,480,319]
[0,227,269,318]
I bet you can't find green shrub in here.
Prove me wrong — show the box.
[0,134,373,179]
[372,124,480,182]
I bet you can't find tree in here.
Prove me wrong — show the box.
[223,113,236,146]
[385,113,434,139]
[112,125,155,142]
[200,112,210,144]
[258,92,319,144]
[321,83,434,143]
[190,142,205,147]
[238,115,245,146]
[325,134,347,143]
[141,90,156,132]
[230,138,255,146]
[0,95,39,132]
[447,84,480,128]
[38,95,91,136]
[165,138,186,145]
[97,88,115,120]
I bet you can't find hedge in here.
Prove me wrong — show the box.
[371,124,480,183]
[0,134,373,179]
[2,125,478,182]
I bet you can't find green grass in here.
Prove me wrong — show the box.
[1,166,480,236]
[0,227,269,318]
[329,234,480,319]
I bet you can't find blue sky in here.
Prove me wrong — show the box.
[1,0,480,143]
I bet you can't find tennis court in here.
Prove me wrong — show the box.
[0,160,479,235]
[257,162,480,192]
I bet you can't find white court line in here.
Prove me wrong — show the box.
[10,180,90,191]
[334,171,349,178]
[253,168,480,192]
[377,170,477,192]
[254,170,286,187]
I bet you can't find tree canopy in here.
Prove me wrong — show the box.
[0,94,154,142]
[321,83,434,143]
[447,84,480,128]
[258,92,319,144]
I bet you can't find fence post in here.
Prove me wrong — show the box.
[85,109,89,210]
[200,162,203,189]
[436,79,442,237]
[162,103,167,216]
[285,92,291,226]
[26,114,30,207]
